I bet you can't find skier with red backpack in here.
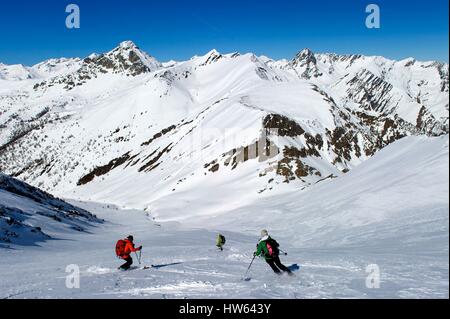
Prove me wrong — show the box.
[115,235,143,270]
[254,229,292,275]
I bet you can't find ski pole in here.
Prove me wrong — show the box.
[279,249,288,256]
[244,255,256,278]
[135,251,142,265]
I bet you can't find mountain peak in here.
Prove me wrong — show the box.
[85,40,162,76]
[291,48,317,67]
[198,49,223,66]
[292,48,317,65]
[294,48,315,61]
[111,41,144,55]
[206,49,220,56]
[118,40,138,49]
[300,48,314,55]
[290,48,322,79]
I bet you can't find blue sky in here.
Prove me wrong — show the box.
[0,0,448,65]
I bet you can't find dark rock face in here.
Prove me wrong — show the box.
[77,152,132,186]
[290,48,323,79]
[263,114,305,136]
[416,105,449,135]
[293,49,316,63]
[141,125,177,147]
[277,156,320,183]
[200,50,223,66]
[138,144,173,173]
[346,69,393,113]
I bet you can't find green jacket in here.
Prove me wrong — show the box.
[255,236,277,260]
[216,234,225,247]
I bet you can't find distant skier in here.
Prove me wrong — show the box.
[115,235,142,270]
[216,233,226,251]
[254,229,292,275]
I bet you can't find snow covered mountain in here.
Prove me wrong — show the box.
[0,173,101,247]
[0,58,82,81]
[0,41,448,216]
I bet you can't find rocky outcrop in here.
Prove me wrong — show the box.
[33,41,161,91]
[289,48,323,79]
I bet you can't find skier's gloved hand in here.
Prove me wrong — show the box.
[253,252,257,257]
[138,245,143,250]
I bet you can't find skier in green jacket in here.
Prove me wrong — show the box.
[216,233,226,251]
[254,229,292,275]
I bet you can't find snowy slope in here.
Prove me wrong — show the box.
[30,58,82,78]
[0,136,447,299]
[0,58,82,81]
[0,173,101,247]
[0,63,34,81]
[193,135,449,251]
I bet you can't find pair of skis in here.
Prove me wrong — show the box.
[241,250,299,281]
[119,265,154,271]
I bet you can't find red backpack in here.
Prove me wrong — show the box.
[115,239,127,258]
[265,238,279,257]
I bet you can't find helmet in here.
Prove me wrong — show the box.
[260,229,269,237]
[127,235,134,241]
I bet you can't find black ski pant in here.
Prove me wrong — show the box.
[266,256,291,274]
[120,256,133,270]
